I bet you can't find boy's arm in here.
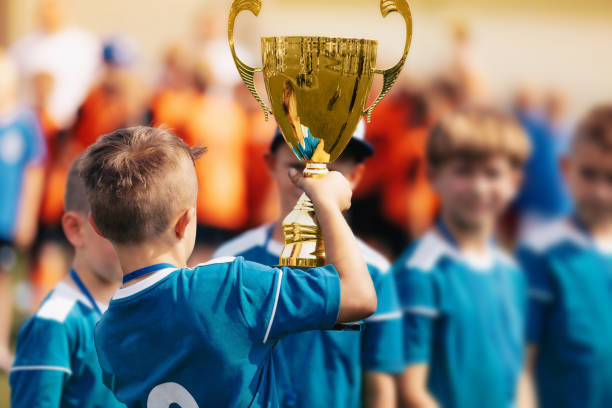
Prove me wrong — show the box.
[517,346,539,408]
[361,265,404,407]
[364,372,397,408]
[14,113,47,249]
[393,258,439,408]
[289,169,376,322]
[398,364,438,408]
[14,165,45,249]
[10,318,71,408]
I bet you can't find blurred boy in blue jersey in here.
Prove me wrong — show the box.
[80,126,376,407]
[0,51,46,371]
[214,120,403,407]
[517,105,612,408]
[10,156,124,407]
[393,108,531,408]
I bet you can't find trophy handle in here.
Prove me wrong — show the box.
[363,0,413,123]
[228,0,273,120]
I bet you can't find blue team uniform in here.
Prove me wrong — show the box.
[393,226,526,408]
[0,108,46,241]
[10,279,125,408]
[94,257,341,407]
[517,218,612,408]
[213,224,404,408]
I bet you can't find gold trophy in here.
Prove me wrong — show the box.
[229,0,412,268]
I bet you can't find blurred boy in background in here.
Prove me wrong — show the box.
[214,121,403,408]
[393,108,531,408]
[10,157,124,407]
[517,104,612,408]
[0,51,46,372]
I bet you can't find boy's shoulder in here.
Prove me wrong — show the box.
[356,237,391,277]
[519,218,587,256]
[393,229,453,275]
[213,225,272,258]
[33,281,98,326]
[394,228,519,276]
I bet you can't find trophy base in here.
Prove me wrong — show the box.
[278,163,328,268]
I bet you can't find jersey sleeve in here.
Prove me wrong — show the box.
[516,246,555,345]
[235,257,341,344]
[393,262,439,366]
[361,265,404,373]
[10,316,72,408]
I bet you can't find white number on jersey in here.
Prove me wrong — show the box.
[147,382,199,408]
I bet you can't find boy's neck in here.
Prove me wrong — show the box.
[440,211,493,254]
[116,243,188,287]
[68,253,120,304]
[272,219,284,244]
[585,219,612,242]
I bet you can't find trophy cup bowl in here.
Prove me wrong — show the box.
[229,0,412,267]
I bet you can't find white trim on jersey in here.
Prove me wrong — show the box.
[263,269,284,344]
[11,365,73,375]
[365,310,402,322]
[403,306,440,318]
[194,256,236,267]
[113,267,178,300]
[407,229,498,272]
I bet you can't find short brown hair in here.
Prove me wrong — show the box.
[80,126,205,244]
[427,107,531,169]
[65,155,90,214]
[572,104,612,152]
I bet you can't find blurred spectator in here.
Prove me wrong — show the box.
[235,84,279,228]
[152,55,249,260]
[445,21,490,105]
[544,89,574,157]
[0,52,46,371]
[9,0,100,130]
[513,86,572,233]
[29,36,150,307]
[190,7,252,96]
[73,35,149,151]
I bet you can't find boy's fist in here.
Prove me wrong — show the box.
[289,168,352,212]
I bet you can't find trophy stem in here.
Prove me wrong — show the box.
[279,163,328,268]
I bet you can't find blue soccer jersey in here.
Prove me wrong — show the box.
[94,257,341,407]
[10,280,124,408]
[393,227,526,408]
[517,219,612,408]
[0,108,46,241]
[213,225,403,408]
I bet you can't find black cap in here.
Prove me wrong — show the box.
[270,119,374,162]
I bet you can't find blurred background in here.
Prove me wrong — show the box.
[0,0,611,405]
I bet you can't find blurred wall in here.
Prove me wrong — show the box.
[4,0,612,117]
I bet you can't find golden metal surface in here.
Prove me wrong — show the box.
[228,0,412,266]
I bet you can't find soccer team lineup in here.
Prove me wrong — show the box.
[1,0,611,407]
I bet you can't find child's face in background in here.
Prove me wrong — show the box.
[565,142,612,226]
[432,155,520,231]
[72,212,123,283]
[266,144,362,215]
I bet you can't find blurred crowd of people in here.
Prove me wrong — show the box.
[0,0,578,372]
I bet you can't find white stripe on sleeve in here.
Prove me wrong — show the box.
[11,365,72,375]
[263,269,283,344]
[403,306,440,318]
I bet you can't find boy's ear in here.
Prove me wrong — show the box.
[346,162,365,189]
[175,208,194,239]
[88,213,105,237]
[62,211,85,248]
[263,151,276,177]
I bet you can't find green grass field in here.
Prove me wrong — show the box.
[0,373,9,408]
